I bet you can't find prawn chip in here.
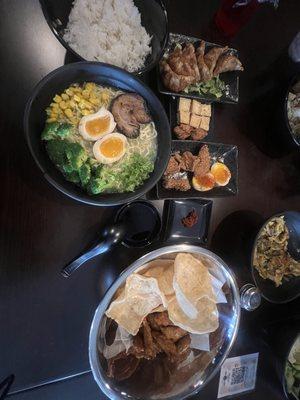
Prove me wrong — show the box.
[168,295,219,334]
[142,259,175,296]
[174,253,216,304]
[105,273,167,335]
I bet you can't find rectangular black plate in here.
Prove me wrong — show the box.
[157,33,240,104]
[162,199,212,244]
[156,140,238,199]
[169,96,214,141]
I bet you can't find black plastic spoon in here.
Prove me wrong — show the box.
[61,223,126,278]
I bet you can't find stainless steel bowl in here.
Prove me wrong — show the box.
[89,244,241,399]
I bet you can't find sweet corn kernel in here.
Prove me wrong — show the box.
[53,95,62,103]
[81,109,91,116]
[47,118,57,123]
[85,83,95,90]
[69,100,76,108]
[60,101,68,110]
[61,93,69,101]
[65,89,74,96]
[73,95,81,102]
[64,109,73,118]
[82,89,90,98]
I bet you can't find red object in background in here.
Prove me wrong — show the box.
[214,0,261,38]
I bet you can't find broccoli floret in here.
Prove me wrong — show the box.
[41,122,60,140]
[79,163,91,186]
[65,142,88,170]
[46,140,88,178]
[88,178,107,194]
[65,170,80,184]
[41,122,73,140]
[57,123,72,138]
[91,164,103,179]
[46,139,68,166]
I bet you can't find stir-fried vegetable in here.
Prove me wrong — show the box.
[286,347,300,399]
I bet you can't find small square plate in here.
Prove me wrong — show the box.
[157,33,240,104]
[169,96,214,141]
[162,199,212,244]
[156,140,238,199]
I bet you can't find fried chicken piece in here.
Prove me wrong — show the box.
[180,151,196,171]
[152,331,178,361]
[147,311,173,330]
[174,124,193,140]
[160,326,187,342]
[107,351,140,381]
[164,156,180,176]
[173,151,183,164]
[163,177,191,191]
[196,40,212,82]
[193,145,211,178]
[130,333,146,358]
[190,127,208,141]
[175,334,192,363]
[142,319,159,359]
[213,53,244,76]
[204,46,228,75]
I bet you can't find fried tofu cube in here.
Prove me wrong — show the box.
[200,104,211,117]
[179,97,191,112]
[179,110,190,125]
[200,116,210,131]
[191,100,202,115]
[190,114,202,128]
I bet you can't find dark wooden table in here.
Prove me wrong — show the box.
[1,0,300,399]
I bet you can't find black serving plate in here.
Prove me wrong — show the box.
[162,199,212,244]
[157,33,240,104]
[251,212,300,304]
[40,0,169,75]
[157,140,238,199]
[169,96,214,141]
[284,74,300,147]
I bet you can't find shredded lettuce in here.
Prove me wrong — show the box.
[88,153,154,194]
[184,76,226,99]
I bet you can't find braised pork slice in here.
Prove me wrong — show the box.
[111,93,151,138]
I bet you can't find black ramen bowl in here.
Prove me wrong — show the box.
[284,74,300,147]
[251,211,300,304]
[39,0,168,75]
[24,62,171,206]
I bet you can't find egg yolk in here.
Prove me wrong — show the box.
[194,174,215,188]
[100,138,124,158]
[86,115,110,137]
[211,163,231,184]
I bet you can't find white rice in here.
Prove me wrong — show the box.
[63,0,152,72]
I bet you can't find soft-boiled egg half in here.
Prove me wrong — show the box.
[210,162,231,186]
[93,133,127,164]
[192,173,216,191]
[79,107,116,141]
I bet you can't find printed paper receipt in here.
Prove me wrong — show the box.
[217,353,259,398]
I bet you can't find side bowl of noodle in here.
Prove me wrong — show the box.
[24,62,171,206]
